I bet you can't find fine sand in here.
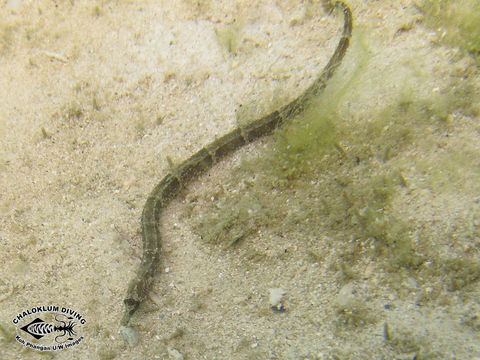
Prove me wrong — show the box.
[1,0,479,359]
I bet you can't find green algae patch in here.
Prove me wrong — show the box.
[419,0,480,60]
[190,20,480,307]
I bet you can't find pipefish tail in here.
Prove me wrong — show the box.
[121,1,353,327]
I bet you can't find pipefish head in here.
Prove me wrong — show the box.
[121,298,140,326]
[122,282,142,326]
[121,270,153,326]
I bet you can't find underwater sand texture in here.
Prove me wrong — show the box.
[1,0,479,359]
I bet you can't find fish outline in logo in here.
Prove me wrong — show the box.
[20,315,77,343]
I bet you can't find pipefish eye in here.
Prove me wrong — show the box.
[124,298,139,308]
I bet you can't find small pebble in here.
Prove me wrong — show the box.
[335,283,355,309]
[269,288,286,311]
[120,326,138,347]
[168,347,184,360]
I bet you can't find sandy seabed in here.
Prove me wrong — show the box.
[1,0,479,359]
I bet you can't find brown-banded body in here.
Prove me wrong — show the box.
[121,0,353,327]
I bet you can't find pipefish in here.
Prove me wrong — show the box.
[121,0,353,327]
